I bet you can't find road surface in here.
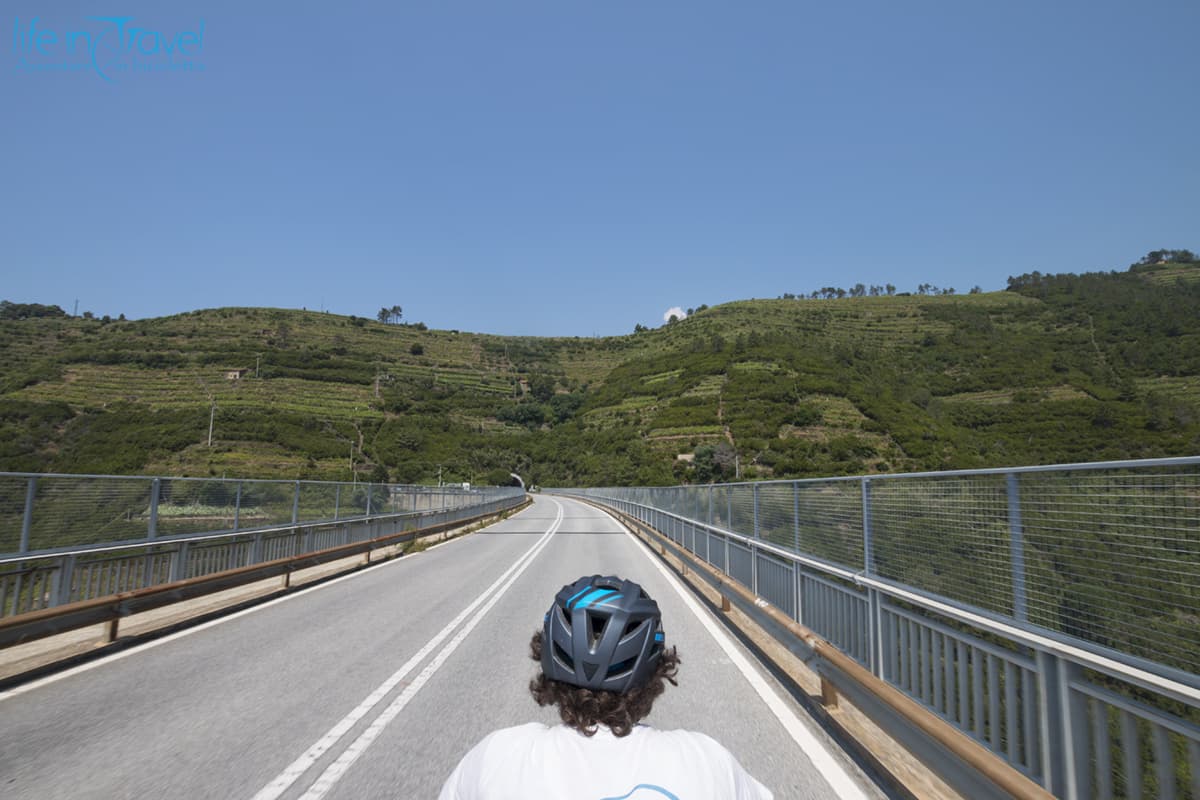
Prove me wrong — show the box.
[0,496,885,799]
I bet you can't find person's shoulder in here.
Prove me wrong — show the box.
[470,719,559,758]
[638,729,755,773]
[440,725,555,800]
[641,728,774,799]
[638,726,728,751]
[473,722,553,750]
[448,724,553,782]
[487,721,552,737]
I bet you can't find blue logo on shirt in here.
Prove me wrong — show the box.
[599,785,679,800]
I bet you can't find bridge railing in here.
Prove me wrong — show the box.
[553,456,1200,800]
[0,472,525,618]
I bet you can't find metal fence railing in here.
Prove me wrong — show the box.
[552,456,1200,800]
[0,472,525,619]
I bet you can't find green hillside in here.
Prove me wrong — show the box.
[1,256,1198,487]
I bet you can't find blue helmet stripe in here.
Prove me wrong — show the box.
[563,586,593,609]
[592,593,624,608]
[574,588,616,610]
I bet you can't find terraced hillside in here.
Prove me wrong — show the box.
[1,259,1198,486]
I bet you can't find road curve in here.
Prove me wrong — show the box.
[0,496,884,799]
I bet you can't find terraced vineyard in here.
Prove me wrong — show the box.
[17,365,380,418]
[941,385,1094,405]
[1,259,1197,485]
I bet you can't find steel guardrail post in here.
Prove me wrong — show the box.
[1006,472,1029,623]
[148,478,161,540]
[170,541,190,582]
[1035,648,1067,796]
[142,547,156,591]
[793,482,800,554]
[863,477,884,676]
[794,481,805,625]
[753,483,760,539]
[20,476,36,554]
[751,483,760,595]
[862,477,874,575]
[1052,652,1089,800]
[54,554,75,607]
[234,481,242,531]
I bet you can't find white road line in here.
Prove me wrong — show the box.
[610,511,870,800]
[0,540,427,703]
[297,506,561,799]
[0,503,544,705]
[253,499,563,800]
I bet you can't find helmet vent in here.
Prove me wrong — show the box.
[554,641,574,670]
[544,575,663,693]
[608,656,636,677]
[588,613,608,648]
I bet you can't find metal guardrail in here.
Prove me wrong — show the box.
[552,456,1200,800]
[0,495,531,650]
[1,472,497,555]
[605,502,1053,800]
[0,472,524,619]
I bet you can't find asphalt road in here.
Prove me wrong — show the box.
[0,496,884,799]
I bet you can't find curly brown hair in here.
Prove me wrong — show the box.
[528,629,680,738]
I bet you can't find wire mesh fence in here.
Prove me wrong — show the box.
[563,457,1200,678]
[1019,468,1200,677]
[0,474,525,620]
[869,474,1015,617]
[558,458,1200,800]
[0,473,518,556]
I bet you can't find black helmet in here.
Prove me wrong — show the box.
[542,574,665,693]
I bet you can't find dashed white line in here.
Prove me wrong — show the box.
[252,498,563,800]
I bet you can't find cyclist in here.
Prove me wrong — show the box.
[439,574,773,799]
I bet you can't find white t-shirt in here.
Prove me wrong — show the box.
[438,722,773,800]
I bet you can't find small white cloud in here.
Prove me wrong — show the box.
[663,306,685,323]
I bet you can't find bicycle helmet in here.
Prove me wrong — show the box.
[542,574,666,694]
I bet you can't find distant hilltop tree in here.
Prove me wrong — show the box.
[1132,249,1197,270]
[798,282,949,299]
[377,305,403,324]
[0,301,68,320]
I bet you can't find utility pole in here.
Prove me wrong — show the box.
[350,442,355,484]
[255,353,261,378]
[437,465,443,487]
[207,402,216,446]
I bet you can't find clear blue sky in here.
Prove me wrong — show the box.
[4,1,1197,336]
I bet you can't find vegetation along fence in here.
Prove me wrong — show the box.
[557,456,1200,800]
[0,472,525,618]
